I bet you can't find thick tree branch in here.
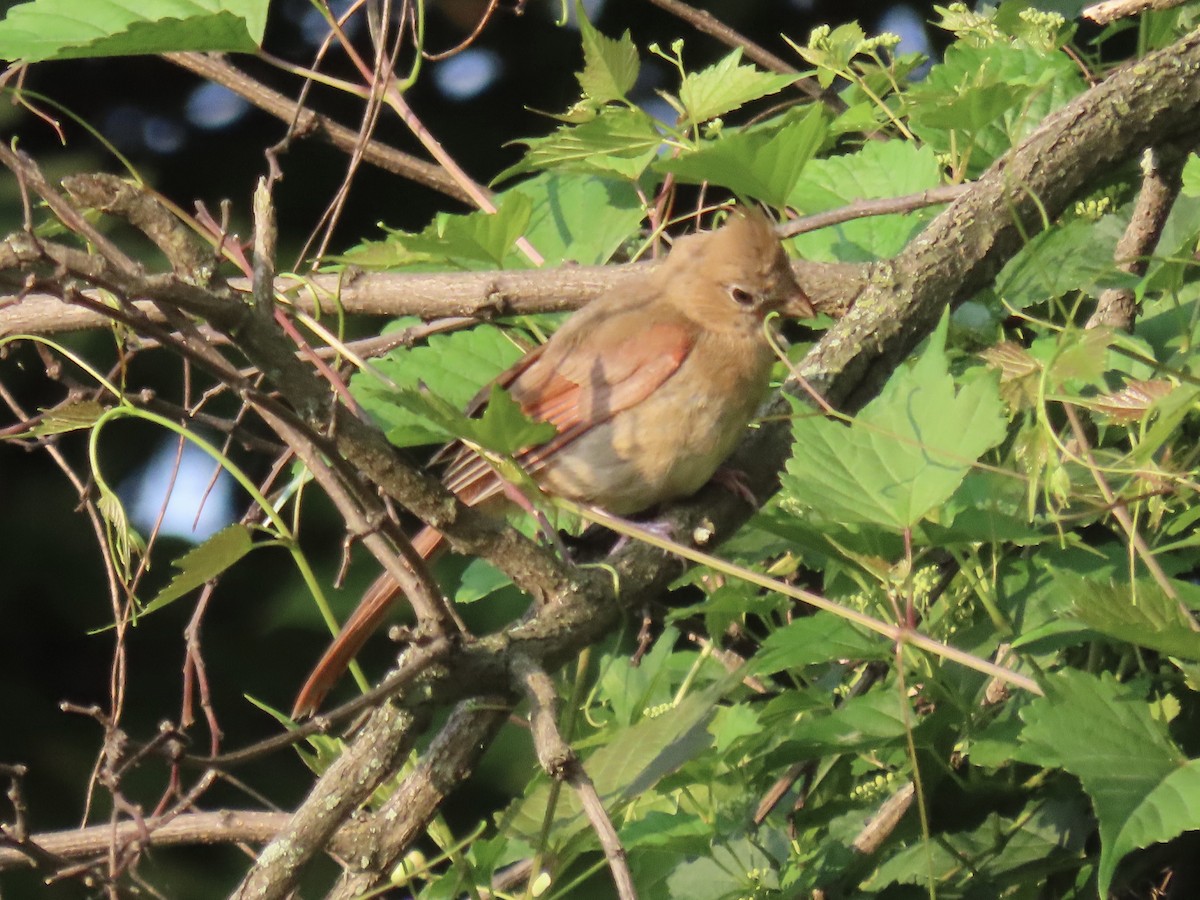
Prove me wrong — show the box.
[0,257,862,336]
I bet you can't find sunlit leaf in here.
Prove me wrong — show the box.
[0,0,267,62]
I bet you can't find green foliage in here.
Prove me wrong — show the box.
[0,0,268,62]
[782,311,1009,530]
[9,2,1200,898]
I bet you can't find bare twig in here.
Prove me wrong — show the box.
[779,184,969,239]
[0,811,361,872]
[645,0,829,104]
[165,53,472,203]
[514,656,636,900]
[1086,146,1187,330]
[851,781,915,855]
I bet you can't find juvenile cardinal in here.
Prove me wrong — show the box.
[293,207,813,716]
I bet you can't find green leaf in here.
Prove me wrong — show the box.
[1053,570,1200,661]
[754,613,887,675]
[453,558,514,604]
[575,5,638,103]
[677,47,799,125]
[658,106,827,209]
[507,678,733,841]
[380,382,555,457]
[992,216,1131,309]
[907,40,1085,173]
[776,690,916,756]
[1019,669,1191,896]
[787,140,944,261]
[466,383,559,455]
[781,309,1009,530]
[0,0,268,62]
[504,172,644,266]
[354,325,526,448]
[141,524,255,615]
[343,192,533,270]
[498,106,662,182]
[27,399,106,436]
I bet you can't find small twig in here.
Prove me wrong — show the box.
[1061,402,1199,627]
[1083,0,1191,24]
[513,656,637,900]
[644,0,829,104]
[778,184,969,240]
[0,811,362,872]
[1086,146,1186,330]
[164,53,471,204]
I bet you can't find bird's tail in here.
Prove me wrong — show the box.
[291,525,445,718]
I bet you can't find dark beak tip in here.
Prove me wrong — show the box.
[786,289,816,320]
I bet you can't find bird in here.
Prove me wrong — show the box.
[292,207,814,717]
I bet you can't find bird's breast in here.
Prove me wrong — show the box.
[535,332,774,515]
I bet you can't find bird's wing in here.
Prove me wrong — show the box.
[441,318,695,501]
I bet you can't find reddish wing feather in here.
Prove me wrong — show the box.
[440,320,694,503]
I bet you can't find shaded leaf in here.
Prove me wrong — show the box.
[659,107,827,209]
[27,399,106,436]
[754,613,887,674]
[1019,669,1190,897]
[141,524,255,615]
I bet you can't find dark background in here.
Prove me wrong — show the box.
[0,1,951,895]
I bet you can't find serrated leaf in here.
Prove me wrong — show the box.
[677,48,799,125]
[658,106,827,209]
[343,192,533,270]
[505,172,645,266]
[907,40,1085,172]
[27,399,106,436]
[781,309,1009,530]
[353,325,526,448]
[980,340,1043,409]
[993,216,1131,309]
[1089,378,1176,423]
[1018,669,1190,896]
[755,613,887,674]
[0,0,267,62]
[507,678,733,842]
[1053,570,1200,661]
[468,384,558,454]
[498,106,662,182]
[777,690,916,756]
[141,524,255,615]
[575,6,638,103]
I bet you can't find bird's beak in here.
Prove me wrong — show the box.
[783,286,816,319]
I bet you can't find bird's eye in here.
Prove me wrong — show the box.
[728,285,756,306]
